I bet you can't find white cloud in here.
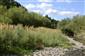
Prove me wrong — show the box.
[24,3,79,17]
[44,8,58,14]
[38,0,72,3]
[24,3,54,14]
[25,4,36,9]
[58,11,79,16]
[33,9,58,16]
[25,3,52,9]
[16,0,72,3]
[37,3,53,9]
[56,0,72,3]
[38,0,53,2]
[32,10,41,13]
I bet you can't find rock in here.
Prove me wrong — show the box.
[32,47,85,56]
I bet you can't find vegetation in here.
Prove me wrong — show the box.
[0,24,72,55]
[0,0,58,28]
[0,0,85,55]
[45,15,59,28]
[0,0,21,9]
[58,15,85,33]
[58,15,85,44]
[0,4,58,28]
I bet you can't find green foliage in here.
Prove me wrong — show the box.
[26,12,51,27]
[4,7,51,27]
[0,0,21,9]
[0,5,12,24]
[0,4,58,28]
[74,32,85,45]
[58,15,85,45]
[0,5,7,15]
[57,18,71,29]
[58,15,85,34]
[0,24,72,54]
[0,15,12,24]
[45,15,59,28]
[5,7,28,25]
[61,28,74,37]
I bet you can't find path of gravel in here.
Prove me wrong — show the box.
[65,36,85,48]
[32,36,85,56]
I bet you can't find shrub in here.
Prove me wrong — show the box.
[0,24,72,54]
[61,28,75,37]
[0,15,12,24]
[58,15,85,33]
[0,5,7,15]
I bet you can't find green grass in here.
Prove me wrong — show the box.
[0,24,72,55]
[30,27,72,48]
[74,32,85,45]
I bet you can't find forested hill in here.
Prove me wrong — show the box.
[0,0,59,29]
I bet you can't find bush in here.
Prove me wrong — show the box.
[0,15,12,24]
[58,15,85,33]
[61,28,75,37]
[0,5,7,15]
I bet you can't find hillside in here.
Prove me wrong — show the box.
[0,23,72,55]
[0,0,85,56]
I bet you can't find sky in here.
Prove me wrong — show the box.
[15,0,85,20]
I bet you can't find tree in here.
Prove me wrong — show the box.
[0,5,7,15]
[45,15,59,28]
[5,7,51,27]
[0,15,12,24]
[0,5,12,24]
[0,0,21,9]
[5,7,28,25]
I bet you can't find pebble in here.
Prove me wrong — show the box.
[32,47,85,56]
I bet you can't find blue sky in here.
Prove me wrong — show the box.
[16,0,85,20]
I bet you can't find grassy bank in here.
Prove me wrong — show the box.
[74,32,85,45]
[0,24,72,55]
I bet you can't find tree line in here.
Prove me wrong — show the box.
[0,0,58,29]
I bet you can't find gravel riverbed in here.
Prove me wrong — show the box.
[32,47,85,56]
